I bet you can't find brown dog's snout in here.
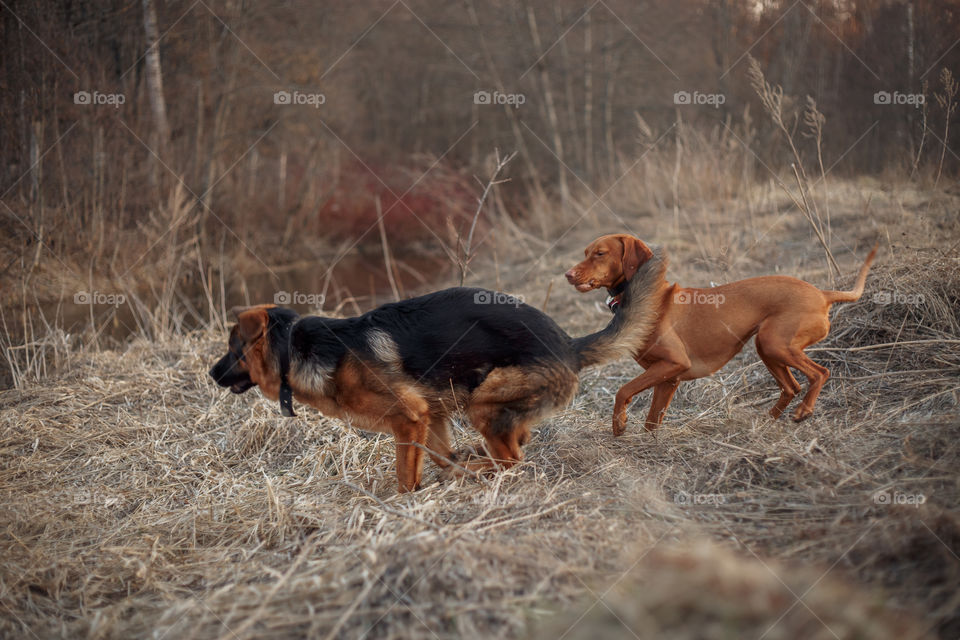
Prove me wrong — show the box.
[564,268,578,284]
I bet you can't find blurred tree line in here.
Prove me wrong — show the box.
[2,0,958,255]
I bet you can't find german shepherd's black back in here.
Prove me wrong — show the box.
[291,288,577,392]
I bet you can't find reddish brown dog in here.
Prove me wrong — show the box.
[565,234,878,435]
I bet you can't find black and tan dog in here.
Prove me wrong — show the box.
[210,280,664,491]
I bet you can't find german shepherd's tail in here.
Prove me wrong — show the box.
[572,247,669,369]
[822,243,879,304]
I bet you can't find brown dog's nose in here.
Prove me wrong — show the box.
[564,269,577,283]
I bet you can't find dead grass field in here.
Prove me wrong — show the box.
[1,180,958,639]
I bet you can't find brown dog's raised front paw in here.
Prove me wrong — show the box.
[612,410,628,436]
[792,406,813,422]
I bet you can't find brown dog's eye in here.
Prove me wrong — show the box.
[595,251,605,257]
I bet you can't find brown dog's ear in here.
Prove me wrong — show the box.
[620,235,654,281]
[235,307,269,342]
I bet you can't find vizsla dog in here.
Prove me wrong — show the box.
[565,234,878,435]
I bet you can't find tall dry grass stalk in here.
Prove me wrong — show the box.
[747,55,841,280]
[458,150,515,286]
[933,68,959,188]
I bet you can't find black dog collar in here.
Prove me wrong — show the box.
[279,376,296,417]
[277,347,296,418]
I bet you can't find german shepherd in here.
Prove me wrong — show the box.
[210,272,664,491]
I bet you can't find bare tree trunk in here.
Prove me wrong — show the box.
[466,0,546,210]
[711,0,731,121]
[278,145,287,212]
[142,0,170,196]
[603,47,620,180]
[556,5,581,173]
[142,0,170,146]
[29,120,43,271]
[906,1,917,157]
[583,11,594,181]
[526,4,570,209]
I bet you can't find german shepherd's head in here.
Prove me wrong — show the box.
[209,305,299,400]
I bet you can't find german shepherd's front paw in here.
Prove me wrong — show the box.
[438,464,465,482]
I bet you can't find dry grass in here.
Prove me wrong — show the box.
[1,180,958,639]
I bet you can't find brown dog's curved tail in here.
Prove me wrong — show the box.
[823,242,879,304]
[572,247,669,369]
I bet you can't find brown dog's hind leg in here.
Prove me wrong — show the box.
[756,318,826,420]
[756,338,802,418]
[757,317,830,422]
[758,355,802,419]
[782,350,830,421]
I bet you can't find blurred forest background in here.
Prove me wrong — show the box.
[1,0,959,315]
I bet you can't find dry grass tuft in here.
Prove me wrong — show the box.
[534,539,930,640]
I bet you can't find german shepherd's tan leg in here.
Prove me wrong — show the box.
[425,414,453,469]
[392,416,430,492]
[454,366,577,476]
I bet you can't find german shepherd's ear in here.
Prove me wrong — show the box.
[234,307,269,343]
[620,235,654,281]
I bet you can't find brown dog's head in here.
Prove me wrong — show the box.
[564,234,654,292]
[209,304,297,400]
